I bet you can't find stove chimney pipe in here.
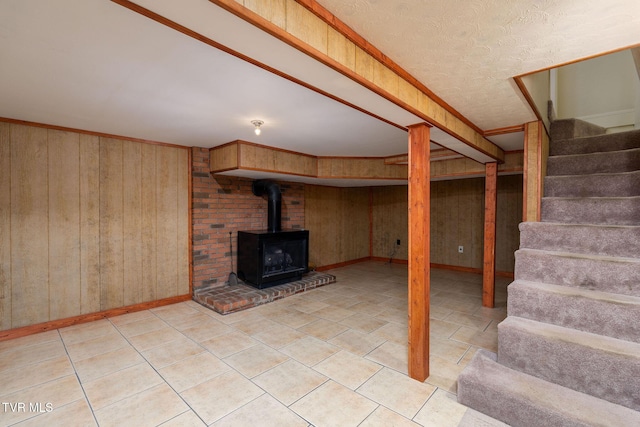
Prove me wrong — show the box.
[252,180,281,232]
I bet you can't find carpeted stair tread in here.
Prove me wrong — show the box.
[508,280,640,343]
[514,248,640,297]
[497,316,640,410]
[541,196,640,226]
[457,349,640,427]
[550,128,640,156]
[545,170,640,197]
[519,222,640,258]
[546,147,640,176]
[550,118,606,141]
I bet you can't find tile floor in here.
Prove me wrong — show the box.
[0,261,511,426]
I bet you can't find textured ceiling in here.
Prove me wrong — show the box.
[317,0,640,130]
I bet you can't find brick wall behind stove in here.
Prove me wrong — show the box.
[191,148,305,291]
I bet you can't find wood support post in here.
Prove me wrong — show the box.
[408,123,430,381]
[482,162,497,308]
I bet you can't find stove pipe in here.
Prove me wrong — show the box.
[252,180,281,232]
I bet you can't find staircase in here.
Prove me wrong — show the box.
[457,119,640,426]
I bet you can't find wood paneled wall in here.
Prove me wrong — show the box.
[0,123,190,331]
[304,185,370,268]
[371,186,408,261]
[369,175,523,273]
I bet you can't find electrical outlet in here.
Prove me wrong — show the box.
[396,239,401,245]
[458,245,464,253]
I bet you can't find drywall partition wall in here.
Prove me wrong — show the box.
[304,185,369,268]
[0,123,190,331]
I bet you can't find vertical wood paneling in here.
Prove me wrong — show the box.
[0,124,11,330]
[304,185,368,267]
[10,125,49,327]
[371,186,408,260]
[141,144,157,302]
[496,175,523,273]
[79,134,100,314]
[123,141,143,305]
[1,122,190,332]
[100,138,124,310]
[156,146,179,299]
[48,130,81,319]
[176,148,190,295]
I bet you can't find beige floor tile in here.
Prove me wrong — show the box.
[180,370,264,425]
[159,351,231,392]
[253,359,327,405]
[280,336,340,366]
[374,307,407,324]
[0,375,84,425]
[164,312,221,332]
[0,339,67,373]
[365,341,408,374]
[83,362,163,410]
[328,329,385,356]
[0,330,60,353]
[458,407,510,426]
[429,305,455,321]
[430,319,462,338]
[13,398,97,427]
[142,336,205,368]
[213,394,307,427]
[65,332,129,362]
[369,322,407,345]
[269,311,318,328]
[444,311,493,330]
[223,344,289,378]
[94,383,188,427]
[115,316,168,338]
[360,406,421,427]
[424,355,466,393]
[288,299,330,314]
[1,356,74,397]
[313,350,382,390]
[319,294,359,309]
[74,346,144,383]
[199,331,258,358]
[357,368,435,419]
[228,318,279,336]
[181,319,234,343]
[450,326,499,353]
[159,410,206,426]
[108,310,154,326]
[340,314,388,333]
[151,303,201,322]
[413,389,468,427]
[127,326,184,352]
[430,337,471,363]
[252,323,306,349]
[59,319,117,345]
[297,318,349,341]
[347,301,387,317]
[312,305,356,322]
[290,380,378,427]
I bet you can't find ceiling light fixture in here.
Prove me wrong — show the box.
[251,120,264,136]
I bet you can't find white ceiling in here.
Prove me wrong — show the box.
[1,0,639,184]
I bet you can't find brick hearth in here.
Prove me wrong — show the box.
[193,272,336,315]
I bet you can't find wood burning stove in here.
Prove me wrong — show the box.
[237,180,309,288]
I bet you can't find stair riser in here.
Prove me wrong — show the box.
[547,149,640,176]
[519,222,640,258]
[550,119,605,142]
[514,250,640,297]
[545,171,640,198]
[550,130,640,156]
[498,318,640,411]
[541,197,640,226]
[508,281,640,343]
[457,350,640,427]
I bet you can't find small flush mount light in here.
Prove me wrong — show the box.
[251,120,264,136]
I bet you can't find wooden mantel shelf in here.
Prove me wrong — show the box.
[209,140,523,182]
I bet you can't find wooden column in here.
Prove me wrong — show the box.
[408,123,430,381]
[482,162,497,308]
[522,121,549,222]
